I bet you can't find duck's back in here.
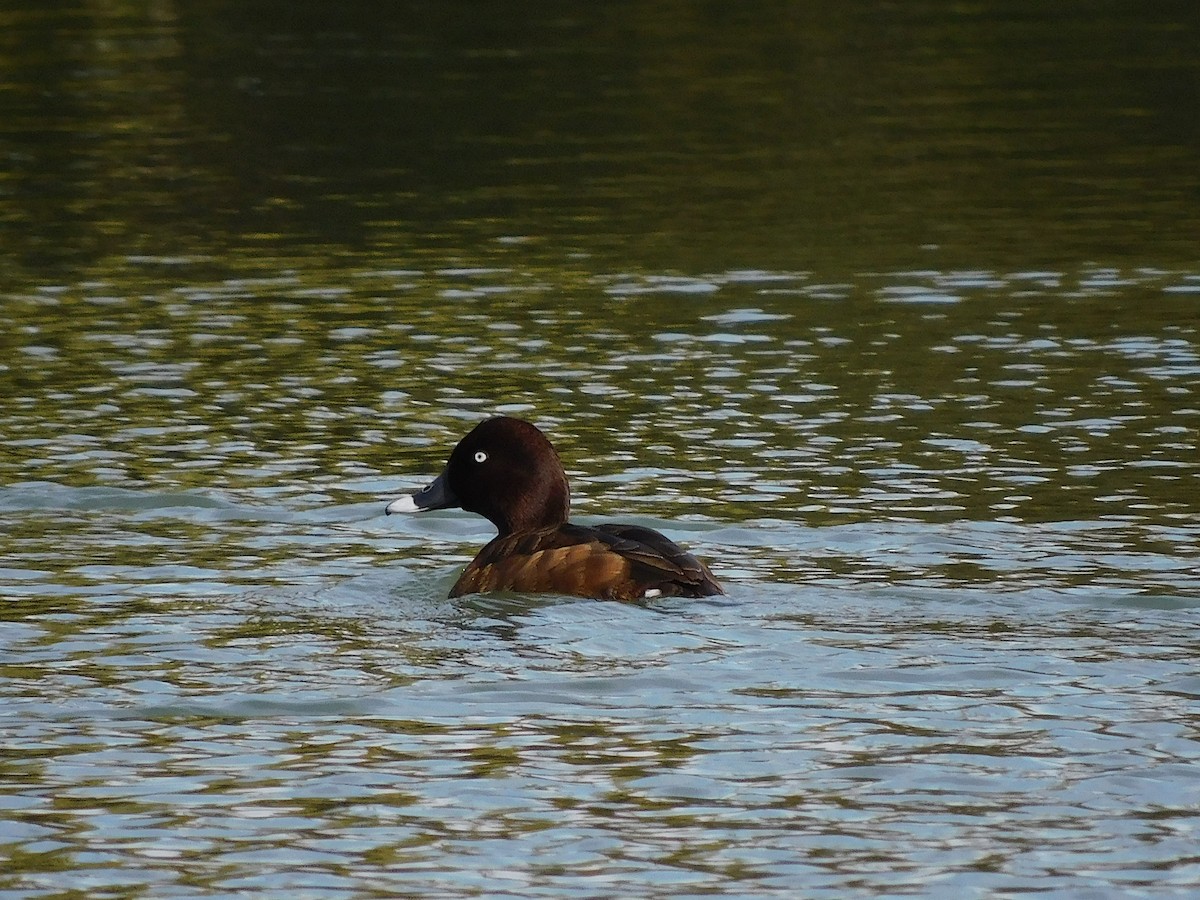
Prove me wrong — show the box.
[449,522,723,601]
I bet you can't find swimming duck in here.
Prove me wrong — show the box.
[386,416,723,600]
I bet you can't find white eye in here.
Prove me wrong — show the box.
[474,450,488,463]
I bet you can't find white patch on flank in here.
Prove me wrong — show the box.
[642,589,662,599]
[385,494,420,514]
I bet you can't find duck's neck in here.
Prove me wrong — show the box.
[493,473,569,536]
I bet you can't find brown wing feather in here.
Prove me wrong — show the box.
[593,524,723,597]
[448,524,722,600]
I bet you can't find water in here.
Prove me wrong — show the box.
[3,2,1200,897]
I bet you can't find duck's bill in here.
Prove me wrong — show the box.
[385,471,458,515]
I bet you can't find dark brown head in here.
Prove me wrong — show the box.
[386,417,570,535]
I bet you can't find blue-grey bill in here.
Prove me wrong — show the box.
[385,471,457,515]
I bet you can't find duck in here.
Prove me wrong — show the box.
[385,416,723,601]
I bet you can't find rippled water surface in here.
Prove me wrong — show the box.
[3,2,1200,897]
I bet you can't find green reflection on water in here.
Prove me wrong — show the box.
[2,265,1197,538]
[2,1,1198,279]
[0,3,1197,601]
[3,1,1197,536]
